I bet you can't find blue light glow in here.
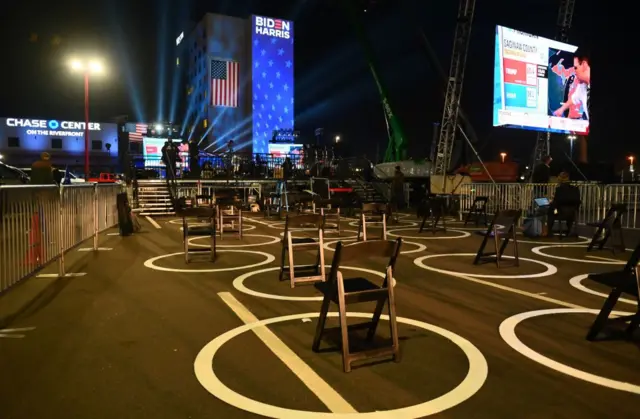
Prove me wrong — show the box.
[251,15,294,154]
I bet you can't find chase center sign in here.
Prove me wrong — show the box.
[5,118,102,137]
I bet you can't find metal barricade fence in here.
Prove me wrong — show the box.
[0,183,122,293]
[459,182,605,226]
[603,184,640,229]
[459,183,523,217]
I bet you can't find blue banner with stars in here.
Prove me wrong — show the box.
[251,15,294,154]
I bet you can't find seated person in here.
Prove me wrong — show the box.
[546,172,581,236]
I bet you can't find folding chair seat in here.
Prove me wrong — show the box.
[279,213,326,287]
[473,209,521,268]
[313,238,402,372]
[182,207,216,263]
[357,202,388,241]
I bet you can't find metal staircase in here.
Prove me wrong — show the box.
[344,178,388,203]
[136,181,175,216]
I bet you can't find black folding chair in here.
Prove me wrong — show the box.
[586,244,640,341]
[474,209,521,268]
[313,238,402,372]
[587,204,626,253]
[464,196,489,227]
[418,195,447,234]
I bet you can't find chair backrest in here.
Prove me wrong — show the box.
[328,238,402,287]
[362,202,387,214]
[473,196,489,207]
[491,209,521,231]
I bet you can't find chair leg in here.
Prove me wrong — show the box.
[278,244,286,281]
[287,233,296,288]
[386,280,400,362]
[586,289,622,341]
[336,274,351,373]
[312,296,332,353]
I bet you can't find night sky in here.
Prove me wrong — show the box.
[0,0,625,166]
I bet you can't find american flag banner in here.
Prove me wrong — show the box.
[128,123,148,141]
[210,59,239,108]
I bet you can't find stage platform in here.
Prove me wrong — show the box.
[0,213,638,418]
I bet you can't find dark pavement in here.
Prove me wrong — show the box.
[0,213,638,418]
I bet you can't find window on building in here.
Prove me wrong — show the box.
[7,137,20,147]
[203,119,207,128]
[176,57,179,66]
[91,140,103,151]
[51,138,63,149]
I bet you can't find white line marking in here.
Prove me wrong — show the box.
[302,318,312,323]
[145,216,162,229]
[0,327,36,333]
[413,259,586,310]
[78,247,112,252]
[107,232,120,236]
[538,292,547,295]
[585,255,623,263]
[218,292,357,414]
[36,273,87,278]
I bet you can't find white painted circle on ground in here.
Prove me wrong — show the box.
[179,224,256,232]
[188,234,281,248]
[348,220,418,228]
[323,239,427,255]
[194,311,489,418]
[515,233,590,245]
[568,274,638,305]
[386,228,471,240]
[531,245,626,265]
[268,222,339,230]
[445,221,505,231]
[143,250,276,273]
[233,265,393,301]
[499,308,640,394]
[414,253,557,279]
[279,229,359,241]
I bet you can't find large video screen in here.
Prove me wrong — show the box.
[251,15,294,154]
[142,138,189,167]
[493,25,590,134]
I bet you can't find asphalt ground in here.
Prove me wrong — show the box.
[0,212,638,419]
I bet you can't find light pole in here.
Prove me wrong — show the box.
[567,135,576,157]
[500,152,507,163]
[69,58,104,179]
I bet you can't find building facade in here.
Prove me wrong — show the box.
[0,117,118,169]
[179,13,295,154]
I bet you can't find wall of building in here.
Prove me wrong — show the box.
[0,117,118,168]
[183,13,251,152]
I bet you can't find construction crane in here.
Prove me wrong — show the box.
[531,0,576,169]
[344,1,408,162]
[432,0,476,190]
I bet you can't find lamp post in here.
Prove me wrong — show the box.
[69,58,104,179]
[500,152,507,163]
[567,135,576,157]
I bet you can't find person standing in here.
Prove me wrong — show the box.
[30,152,55,184]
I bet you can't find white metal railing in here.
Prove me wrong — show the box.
[0,184,122,292]
[459,182,609,227]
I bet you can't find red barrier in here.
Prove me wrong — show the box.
[24,212,43,266]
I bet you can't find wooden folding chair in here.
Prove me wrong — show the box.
[473,209,521,268]
[357,202,387,241]
[182,207,217,263]
[279,213,326,288]
[418,195,447,234]
[216,197,243,240]
[320,207,341,236]
[587,203,626,254]
[464,196,489,227]
[586,244,640,341]
[313,238,402,372]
